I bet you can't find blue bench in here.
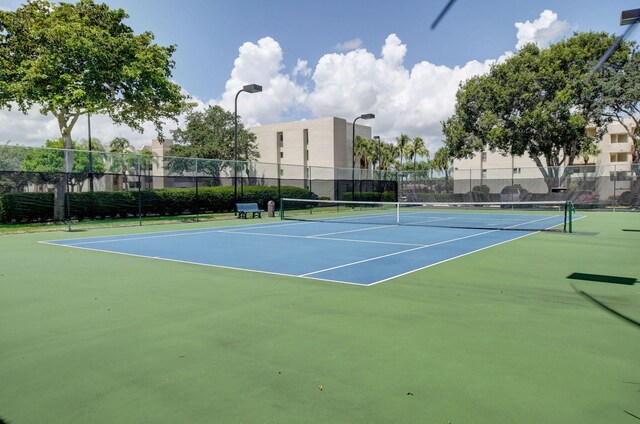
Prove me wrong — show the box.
[236,203,264,219]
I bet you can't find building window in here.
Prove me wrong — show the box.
[481,152,487,162]
[481,169,487,178]
[303,129,309,145]
[513,168,521,174]
[277,132,284,146]
[306,150,309,161]
[280,151,284,159]
[610,133,628,144]
[610,152,628,163]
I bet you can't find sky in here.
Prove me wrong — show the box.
[1,0,639,154]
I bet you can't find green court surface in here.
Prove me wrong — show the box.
[0,213,638,423]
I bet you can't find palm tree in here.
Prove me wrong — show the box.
[577,142,601,190]
[579,142,601,165]
[432,147,453,190]
[408,136,429,181]
[109,137,134,190]
[395,134,411,170]
[354,136,368,178]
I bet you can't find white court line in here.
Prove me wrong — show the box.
[367,230,536,286]
[40,213,586,287]
[308,224,394,237]
[298,229,496,277]
[41,219,314,245]
[216,229,424,247]
[40,242,370,287]
[299,214,564,278]
[366,214,585,286]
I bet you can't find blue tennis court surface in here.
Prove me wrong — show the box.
[41,212,570,286]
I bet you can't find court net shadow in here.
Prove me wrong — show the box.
[567,272,637,286]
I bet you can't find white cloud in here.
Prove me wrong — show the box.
[306,34,497,151]
[0,104,181,149]
[292,59,311,78]
[515,10,570,49]
[0,10,572,154]
[217,37,307,126]
[335,38,362,51]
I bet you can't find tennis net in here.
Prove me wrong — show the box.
[280,198,574,232]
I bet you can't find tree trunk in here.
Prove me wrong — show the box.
[53,176,67,222]
[53,113,78,221]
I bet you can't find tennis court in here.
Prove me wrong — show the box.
[42,202,572,285]
[1,210,638,424]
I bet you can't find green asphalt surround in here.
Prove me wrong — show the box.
[0,213,638,423]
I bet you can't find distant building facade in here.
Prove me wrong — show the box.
[452,120,637,202]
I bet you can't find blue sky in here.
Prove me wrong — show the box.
[1,0,639,150]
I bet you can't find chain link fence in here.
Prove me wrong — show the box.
[0,144,638,228]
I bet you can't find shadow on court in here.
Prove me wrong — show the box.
[567,272,637,286]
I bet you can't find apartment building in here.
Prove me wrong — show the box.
[249,116,373,194]
[452,120,637,202]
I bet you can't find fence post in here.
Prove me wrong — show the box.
[277,162,281,200]
[195,158,199,222]
[64,148,71,231]
[613,164,617,206]
[137,154,142,226]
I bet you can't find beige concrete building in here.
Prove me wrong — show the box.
[452,120,637,202]
[249,117,373,195]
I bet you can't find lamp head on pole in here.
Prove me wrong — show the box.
[359,113,375,120]
[242,84,263,94]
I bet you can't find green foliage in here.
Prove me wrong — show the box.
[0,192,56,223]
[341,191,396,202]
[0,0,191,144]
[472,185,490,194]
[596,46,640,162]
[0,186,312,223]
[0,145,30,193]
[167,105,259,177]
[442,32,628,187]
[413,192,461,202]
[21,139,106,190]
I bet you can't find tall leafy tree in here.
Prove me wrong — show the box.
[0,0,191,218]
[442,32,627,191]
[596,46,640,163]
[0,144,30,193]
[22,138,106,192]
[167,105,259,181]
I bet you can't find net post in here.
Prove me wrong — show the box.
[279,197,283,220]
[563,201,574,233]
[396,201,400,224]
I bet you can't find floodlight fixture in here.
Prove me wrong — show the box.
[234,84,263,202]
[621,8,640,26]
[351,113,375,199]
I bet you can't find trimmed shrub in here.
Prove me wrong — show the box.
[341,191,396,202]
[0,185,312,223]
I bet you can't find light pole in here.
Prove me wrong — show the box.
[88,113,94,193]
[234,84,262,203]
[351,113,375,200]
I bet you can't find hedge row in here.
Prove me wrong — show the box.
[340,191,397,202]
[0,185,312,223]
